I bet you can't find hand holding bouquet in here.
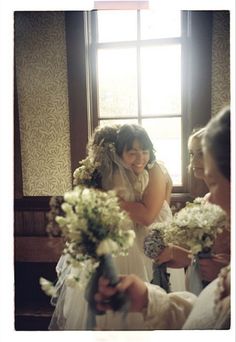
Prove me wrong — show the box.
[40,186,135,320]
[144,226,171,292]
[145,198,227,257]
[144,197,228,295]
[164,197,227,255]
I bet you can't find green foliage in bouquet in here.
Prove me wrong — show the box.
[40,185,135,295]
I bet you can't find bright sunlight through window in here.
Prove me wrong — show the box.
[95,10,182,185]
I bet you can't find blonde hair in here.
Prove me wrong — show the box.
[188,127,206,147]
[188,127,206,172]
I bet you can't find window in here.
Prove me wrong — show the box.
[65,11,212,195]
[89,10,186,188]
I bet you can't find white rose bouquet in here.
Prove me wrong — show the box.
[40,185,135,324]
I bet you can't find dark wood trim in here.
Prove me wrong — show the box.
[14,65,23,198]
[170,192,193,203]
[181,11,191,193]
[187,11,213,128]
[65,11,89,177]
[14,196,51,211]
[14,193,191,211]
[181,10,213,193]
[14,236,64,262]
[90,10,99,129]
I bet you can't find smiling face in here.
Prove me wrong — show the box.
[203,147,230,215]
[188,136,205,180]
[121,138,150,175]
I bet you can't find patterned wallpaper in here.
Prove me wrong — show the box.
[211,11,230,116]
[15,11,230,196]
[15,12,72,195]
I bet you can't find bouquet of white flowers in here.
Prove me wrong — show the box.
[46,143,115,237]
[145,197,227,257]
[163,197,227,254]
[56,186,134,260]
[40,185,135,327]
[144,197,228,295]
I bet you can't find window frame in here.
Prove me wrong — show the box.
[84,10,212,194]
[89,10,187,192]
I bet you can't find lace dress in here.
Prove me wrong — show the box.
[183,264,230,329]
[48,161,183,330]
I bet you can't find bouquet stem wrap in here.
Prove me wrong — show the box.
[143,228,171,292]
[85,253,129,329]
[151,262,171,293]
[186,249,211,296]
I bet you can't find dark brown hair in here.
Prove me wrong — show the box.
[203,106,230,180]
[115,124,156,164]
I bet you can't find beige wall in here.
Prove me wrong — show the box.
[15,12,72,196]
[15,11,230,196]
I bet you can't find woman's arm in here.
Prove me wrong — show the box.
[156,244,192,268]
[120,163,167,226]
[199,254,230,282]
[95,274,197,330]
[199,229,230,282]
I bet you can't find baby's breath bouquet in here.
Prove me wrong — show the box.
[163,197,227,254]
[145,197,228,295]
[55,185,135,262]
[40,185,135,327]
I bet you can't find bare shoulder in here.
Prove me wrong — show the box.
[148,162,165,181]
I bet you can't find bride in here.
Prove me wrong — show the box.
[48,123,184,330]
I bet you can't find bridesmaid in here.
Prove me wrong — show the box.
[154,126,230,294]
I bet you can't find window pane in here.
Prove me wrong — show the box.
[140,10,181,39]
[97,10,137,42]
[142,118,182,185]
[140,45,181,115]
[98,48,138,117]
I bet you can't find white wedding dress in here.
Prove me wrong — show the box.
[49,159,185,330]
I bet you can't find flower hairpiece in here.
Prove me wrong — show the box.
[73,156,101,187]
[73,141,116,188]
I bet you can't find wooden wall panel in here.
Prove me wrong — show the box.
[15,197,50,236]
[14,211,24,235]
[15,237,64,262]
[33,211,48,236]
